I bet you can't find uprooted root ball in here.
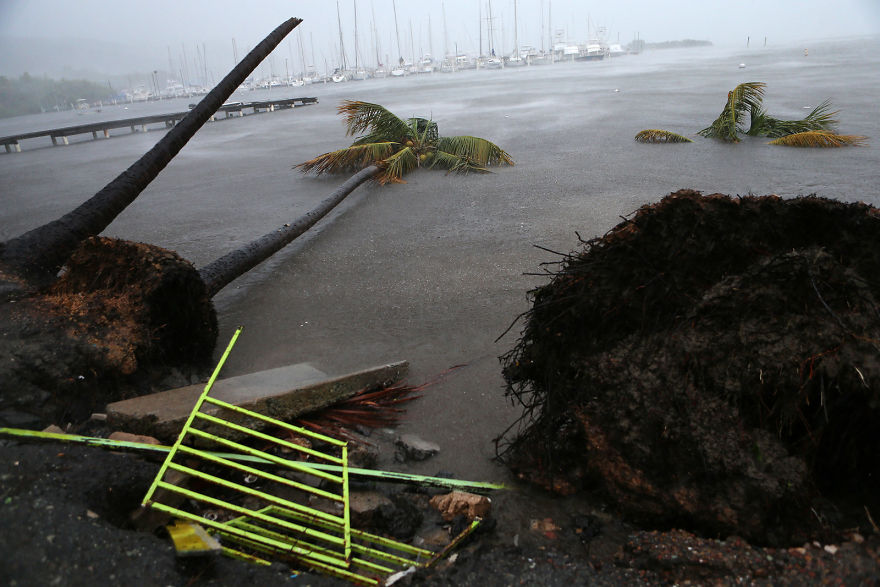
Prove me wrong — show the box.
[0,236,217,425]
[499,190,880,546]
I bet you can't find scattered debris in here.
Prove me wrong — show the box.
[530,518,561,533]
[395,434,440,462]
[139,328,482,584]
[429,491,492,522]
[106,360,408,441]
[295,366,466,442]
[166,520,222,556]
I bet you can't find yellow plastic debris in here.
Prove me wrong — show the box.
[166,520,222,556]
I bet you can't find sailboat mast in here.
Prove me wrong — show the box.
[371,0,381,67]
[514,0,519,58]
[336,1,347,70]
[353,0,358,69]
[392,0,402,63]
[297,29,307,76]
[409,19,415,65]
[442,1,449,60]
[428,15,433,59]
[487,0,495,56]
[540,0,544,53]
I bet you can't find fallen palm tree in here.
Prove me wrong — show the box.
[296,100,513,185]
[0,18,378,426]
[498,190,880,545]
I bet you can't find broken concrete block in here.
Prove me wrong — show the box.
[105,361,408,440]
[394,433,440,462]
[429,491,492,522]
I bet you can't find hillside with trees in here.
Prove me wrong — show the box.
[0,73,114,118]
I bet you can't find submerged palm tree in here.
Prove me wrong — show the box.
[296,100,513,184]
[634,129,694,143]
[698,81,768,142]
[748,98,839,138]
[697,81,844,143]
[769,131,868,147]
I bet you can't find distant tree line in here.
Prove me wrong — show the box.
[645,39,713,49]
[0,73,114,119]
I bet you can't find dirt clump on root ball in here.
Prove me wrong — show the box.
[499,190,880,546]
[0,236,217,427]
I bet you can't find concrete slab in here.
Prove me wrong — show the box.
[106,361,408,440]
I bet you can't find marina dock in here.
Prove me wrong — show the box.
[0,96,317,153]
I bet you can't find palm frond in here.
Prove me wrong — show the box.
[430,149,489,174]
[768,131,868,147]
[699,81,766,141]
[295,142,397,175]
[408,117,439,144]
[376,146,419,184]
[338,100,412,140]
[754,99,839,138]
[747,105,771,136]
[635,129,694,143]
[436,136,514,167]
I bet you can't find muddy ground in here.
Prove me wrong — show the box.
[2,438,878,586]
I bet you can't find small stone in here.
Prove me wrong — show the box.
[417,527,451,547]
[41,425,65,435]
[823,544,838,555]
[348,491,393,527]
[530,518,561,532]
[86,510,99,519]
[394,434,440,462]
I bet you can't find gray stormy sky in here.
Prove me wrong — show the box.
[1,0,878,79]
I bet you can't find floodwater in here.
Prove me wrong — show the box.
[1,36,879,486]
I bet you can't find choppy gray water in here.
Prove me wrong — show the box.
[2,36,878,482]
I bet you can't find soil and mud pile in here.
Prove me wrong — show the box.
[500,190,880,545]
[0,236,217,426]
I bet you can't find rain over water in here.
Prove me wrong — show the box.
[2,35,879,484]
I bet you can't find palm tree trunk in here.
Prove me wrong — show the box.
[199,165,379,297]
[0,18,302,283]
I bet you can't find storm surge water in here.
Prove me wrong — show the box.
[2,35,878,484]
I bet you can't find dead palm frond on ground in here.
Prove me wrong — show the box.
[292,365,466,443]
[297,100,513,184]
